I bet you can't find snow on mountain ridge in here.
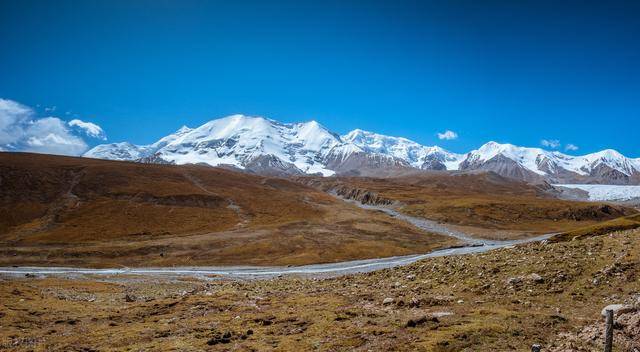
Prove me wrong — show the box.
[466,141,640,177]
[150,115,343,176]
[467,141,551,175]
[83,115,639,183]
[342,129,464,169]
[83,142,152,161]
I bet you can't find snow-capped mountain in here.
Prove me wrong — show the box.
[145,116,345,176]
[459,142,640,184]
[342,129,465,170]
[84,115,640,184]
[83,142,153,161]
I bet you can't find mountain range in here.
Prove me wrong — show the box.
[84,115,640,184]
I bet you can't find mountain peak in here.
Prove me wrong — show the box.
[588,149,625,160]
[175,125,192,134]
[83,115,639,183]
[342,128,375,140]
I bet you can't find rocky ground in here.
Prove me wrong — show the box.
[1,229,639,351]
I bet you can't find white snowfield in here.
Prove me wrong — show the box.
[84,114,640,179]
[555,184,640,201]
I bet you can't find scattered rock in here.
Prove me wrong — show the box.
[154,330,171,338]
[507,277,522,285]
[550,314,567,322]
[423,295,455,306]
[382,297,394,305]
[601,304,636,317]
[206,330,235,345]
[254,316,275,326]
[430,311,453,318]
[406,315,438,328]
[527,273,544,283]
[207,336,231,345]
[408,297,420,308]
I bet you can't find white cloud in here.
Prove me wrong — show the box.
[0,98,106,156]
[565,143,579,151]
[22,117,88,155]
[0,98,33,144]
[437,130,458,140]
[69,119,106,140]
[541,139,561,148]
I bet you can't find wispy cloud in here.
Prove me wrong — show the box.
[69,119,107,140]
[541,139,560,148]
[0,98,106,156]
[565,143,579,151]
[437,130,458,140]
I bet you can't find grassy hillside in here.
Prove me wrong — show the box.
[552,213,640,241]
[303,172,637,237]
[0,152,455,267]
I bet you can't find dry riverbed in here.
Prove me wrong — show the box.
[1,229,640,351]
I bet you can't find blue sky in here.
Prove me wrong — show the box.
[0,0,639,156]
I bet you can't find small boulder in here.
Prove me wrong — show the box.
[601,304,636,317]
[507,277,522,285]
[408,297,420,308]
[383,297,394,305]
[430,311,453,318]
[526,273,544,283]
[406,315,438,328]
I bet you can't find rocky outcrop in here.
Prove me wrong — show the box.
[329,185,395,206]
[243,155,305,177]
[138,153,175,165]
[459,154,546,183]
[419,156,447,170]
[324,151,413,177]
